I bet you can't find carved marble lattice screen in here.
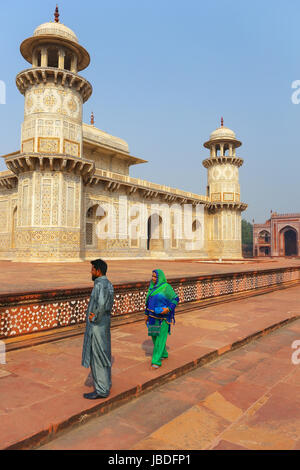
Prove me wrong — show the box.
[41,179,51,226]
[67,186,75,227]
[21,183,30,226]
[1,267,300,339]
[86,222,93,245]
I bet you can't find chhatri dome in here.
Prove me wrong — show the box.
[33,22,79,44]
[204,117,241,149]
[19,5,90,71]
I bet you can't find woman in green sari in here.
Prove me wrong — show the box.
[145,269,179,369]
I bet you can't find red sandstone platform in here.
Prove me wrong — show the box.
[1,285,300,450]
[41,310,300,451]
[0,257,299,295]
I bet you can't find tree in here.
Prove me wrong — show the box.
[242,219,253,257]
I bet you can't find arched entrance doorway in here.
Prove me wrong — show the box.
[85,204,107,249]
[186,219,203,250]
[147,214,164,252]
[284,229,298,256]
[258,230,271,243]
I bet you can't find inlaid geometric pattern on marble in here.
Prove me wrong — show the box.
[1,266,299,338]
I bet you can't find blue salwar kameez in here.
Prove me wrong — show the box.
[145,269,179,366]
[82,275,114,396]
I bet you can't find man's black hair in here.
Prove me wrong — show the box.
[91,259,107,275]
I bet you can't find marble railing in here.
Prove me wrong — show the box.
[1,265,300,339]
[91,168,209,203]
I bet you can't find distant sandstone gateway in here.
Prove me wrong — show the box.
[0,9,247,262]
[253,212,300,257]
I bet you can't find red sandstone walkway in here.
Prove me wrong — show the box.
[1,285,300,450]
[0,257,299,294]
[40,314,300,451]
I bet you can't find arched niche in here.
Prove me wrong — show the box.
[280,225,298,256]
[85,204,107,249]
[147,213,164,251]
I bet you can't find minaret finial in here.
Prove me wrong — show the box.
[54,5,60,23]
[91,111,95,126]
[221,116,224,127]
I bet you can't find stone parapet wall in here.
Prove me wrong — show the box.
[91,168,209,203]
[1,266,300,339]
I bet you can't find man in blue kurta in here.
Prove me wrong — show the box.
[82,259,114,399]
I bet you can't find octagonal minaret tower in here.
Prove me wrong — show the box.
[17,6,92,157]
[203,119,247,258]
[5,7,94,261]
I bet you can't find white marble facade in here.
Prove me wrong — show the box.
[0,14,247,262]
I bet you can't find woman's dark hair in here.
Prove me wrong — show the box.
[91,259,107,275]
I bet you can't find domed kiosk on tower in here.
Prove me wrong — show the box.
[20,15,90,72]
[204,117,242,156]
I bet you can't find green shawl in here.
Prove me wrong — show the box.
[146,269,178,303]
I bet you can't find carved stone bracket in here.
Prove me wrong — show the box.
[0,174,18,190]
[205,201,248,213]
[202,156,244,168]
[5,153,95,181]
[105,181,121,192]
[143,189,159,199]
[16,67,92,103]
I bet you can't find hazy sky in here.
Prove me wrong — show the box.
[0,0,299,223]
